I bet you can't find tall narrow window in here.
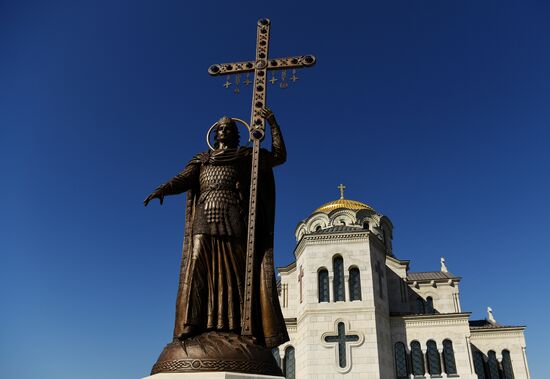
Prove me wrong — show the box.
[426,296,434,314]
[473,351,487,379]
[443,339,457,375]
[416,298,425,314]
[272,347,281,368]
[411,341,425,376]
[502,350,514,379]
[394,342,408,379]
[284,346,295,379]
[318,269,329,303]
[349,267,362,301]
[487,351,500,379]
[333,256,345,302]
[427,340,442,375]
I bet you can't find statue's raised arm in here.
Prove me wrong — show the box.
[259,107,287,167]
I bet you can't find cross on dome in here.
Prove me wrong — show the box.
[337,184,346,200]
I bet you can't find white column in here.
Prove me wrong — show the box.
[465,336,475,374]
[438,347,447,378]
[344,274,349,301]
[522,346,531,379]
[329,274,334,302]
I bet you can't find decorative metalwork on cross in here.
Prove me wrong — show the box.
[207,18,316,337]
[208,18,316,139]
[322,321,363,371]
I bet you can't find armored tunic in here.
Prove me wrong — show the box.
[193,164,246,238]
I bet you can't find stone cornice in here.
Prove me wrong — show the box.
[277,261,296,274]
[386,254,410,267]
[297,306,375,324]
[470,326,526,338]
[294,230,389,260]
[391,313,471,328]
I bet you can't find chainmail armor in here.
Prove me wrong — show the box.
[193,164,245,237]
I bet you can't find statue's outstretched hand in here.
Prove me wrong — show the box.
[259,107,276,126]
[144,187,165,206]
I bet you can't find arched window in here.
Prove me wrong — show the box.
[427,340,441,375]
[426,296,434,314]
[333,256,345,302]
[284,346,295,379]
[315,225,322,231]
[487,350,500,379]
[318,269,329,303]
[416,297,425,314]
[363,221,369,229]
[502,349,515,379]
[394,342,408,379]
[473,351,487,379]
[443,339,457,375]
[272,347,281,368]
[349,267,362,301]
[410,341,425,376]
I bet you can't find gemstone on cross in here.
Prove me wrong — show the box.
[322,321,363,370]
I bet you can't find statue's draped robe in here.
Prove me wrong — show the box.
[158,127,288,348]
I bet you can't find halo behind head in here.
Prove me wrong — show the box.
[206,117,251,151]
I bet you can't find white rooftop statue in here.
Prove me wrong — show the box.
[487,306,497,325]
[440,257,448,273]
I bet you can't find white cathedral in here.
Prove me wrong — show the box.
[273,187,530,379]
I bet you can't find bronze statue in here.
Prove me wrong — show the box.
[144,108,288,376]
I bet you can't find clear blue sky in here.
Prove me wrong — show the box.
[1,1,549,378]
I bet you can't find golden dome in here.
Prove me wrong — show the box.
[314,198,374,214]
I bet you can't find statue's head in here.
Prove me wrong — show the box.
[214,116,240,148]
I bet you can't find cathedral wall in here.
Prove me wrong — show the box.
[408,281,461,314]
[390,314,477,379]
[469,328,530,379]
[279,269,298,319]
[290,234,392,378]
[386,258,410,314]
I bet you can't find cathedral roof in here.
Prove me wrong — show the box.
[314,198,375,214]
[406,271,459,281]
[311,225,365,234]
[469,320,525,330]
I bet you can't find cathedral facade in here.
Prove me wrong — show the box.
[274,192,530,379]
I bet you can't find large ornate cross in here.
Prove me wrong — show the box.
[323,322,362,369]
[208,18,316,336]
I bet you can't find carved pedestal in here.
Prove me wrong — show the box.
[143,373,284,379]
[148,331,283,377]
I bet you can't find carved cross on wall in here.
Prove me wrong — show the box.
[323,322,361,369]
[298,265,304,303]
[375,261,385,299]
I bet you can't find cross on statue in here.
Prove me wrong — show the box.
[298,265,304,303]
[208,18,316,336]
[338,183,346,199]
[375,261,385,299]
[323,322,361,369]
[208,18,316,136]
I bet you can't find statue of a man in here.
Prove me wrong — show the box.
[144,108,288,350]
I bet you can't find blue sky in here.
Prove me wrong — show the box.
[1,1,549,378]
